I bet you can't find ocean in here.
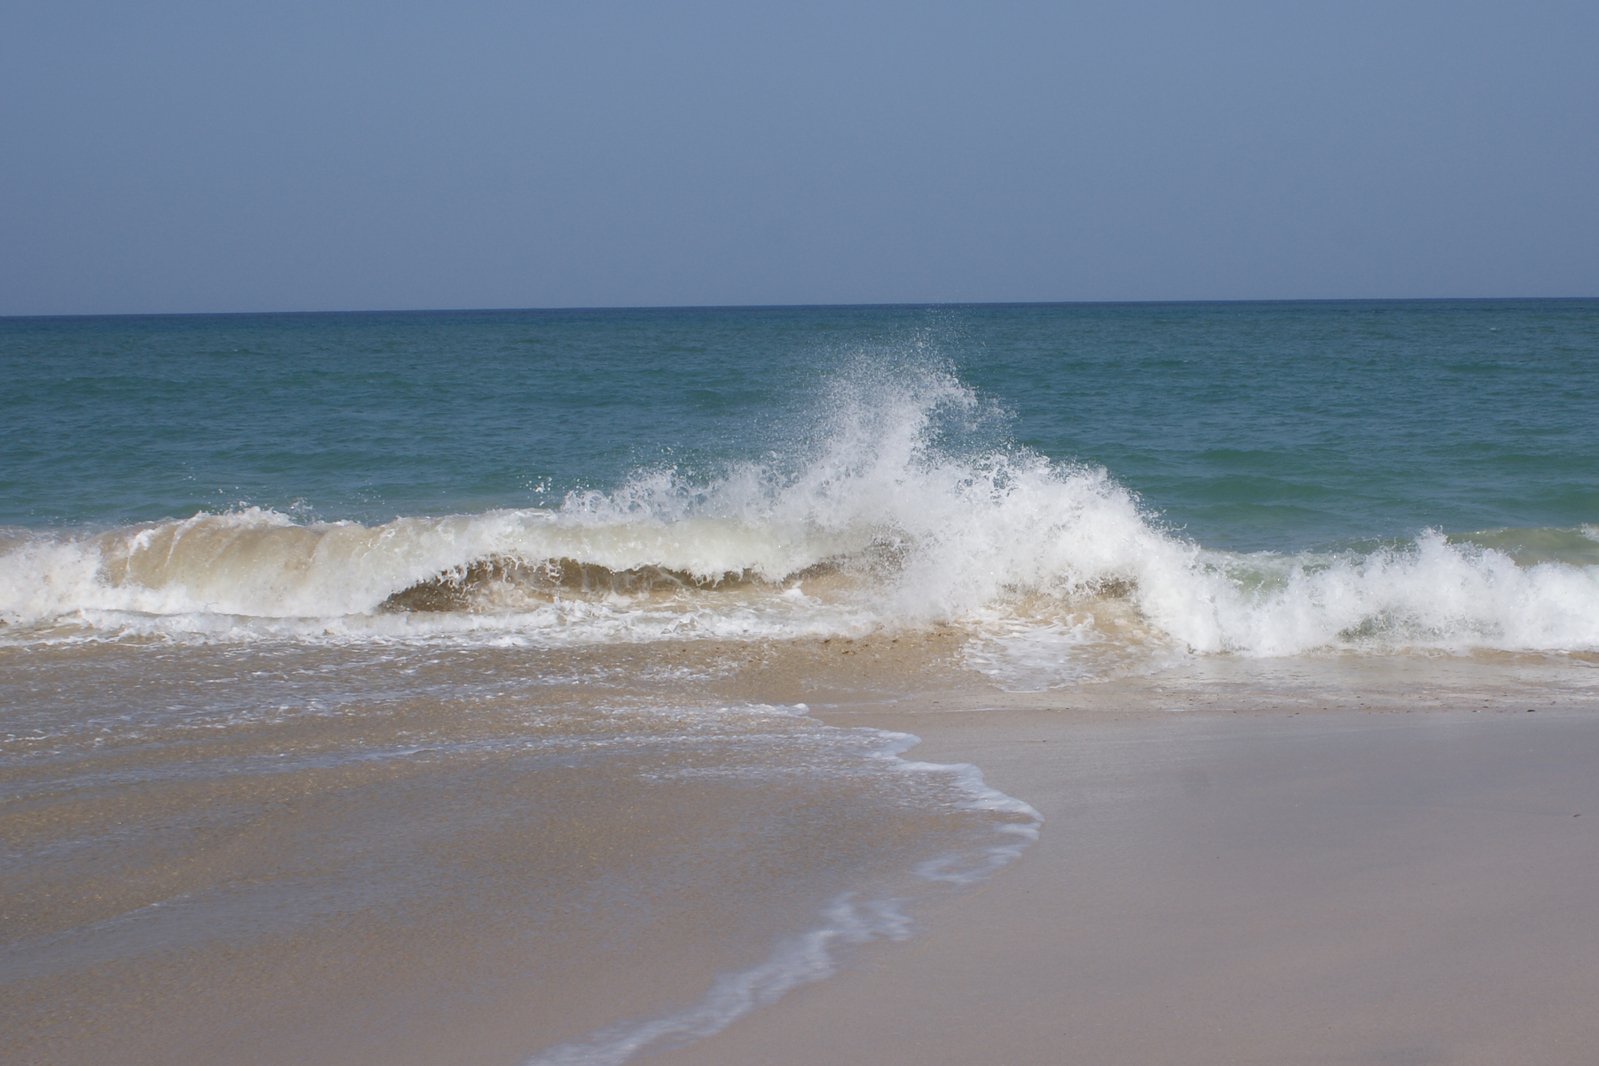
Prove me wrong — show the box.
[3,300,1597,1063]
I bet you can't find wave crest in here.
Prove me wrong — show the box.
[3,361,1596,664]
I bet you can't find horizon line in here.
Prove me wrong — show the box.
[4,294,1595,322]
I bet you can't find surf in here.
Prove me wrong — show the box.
[3,360,1596,667]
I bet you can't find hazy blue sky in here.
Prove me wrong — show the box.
[4,0,1595,314]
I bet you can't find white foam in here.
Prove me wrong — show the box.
[1146,532,1599,656]
[525,893,911,1066]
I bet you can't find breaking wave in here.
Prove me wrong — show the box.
[3,361,1596,662]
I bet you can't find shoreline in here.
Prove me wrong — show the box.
[6,644,1597,1065]
[657,660,1599,1065]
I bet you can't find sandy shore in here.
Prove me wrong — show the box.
[6,640,1597,1065]
[657,663,1599,1065]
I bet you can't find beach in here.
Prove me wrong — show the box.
[3,301,1597,1063]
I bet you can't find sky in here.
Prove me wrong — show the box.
[3,0,1596,314]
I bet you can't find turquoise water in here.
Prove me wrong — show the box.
[6,301,1595,547]
[3,300,1597,660]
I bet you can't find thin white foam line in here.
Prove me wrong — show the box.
[522,894,912,1066]
[521,726,1044,1066]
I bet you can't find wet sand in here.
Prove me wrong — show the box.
[664,661,1599,1066]
[0,636,1025,1066]
[6,640,1598,1065]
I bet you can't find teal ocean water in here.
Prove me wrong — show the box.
[4,300,1596,540]
[3,300,1597,662]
